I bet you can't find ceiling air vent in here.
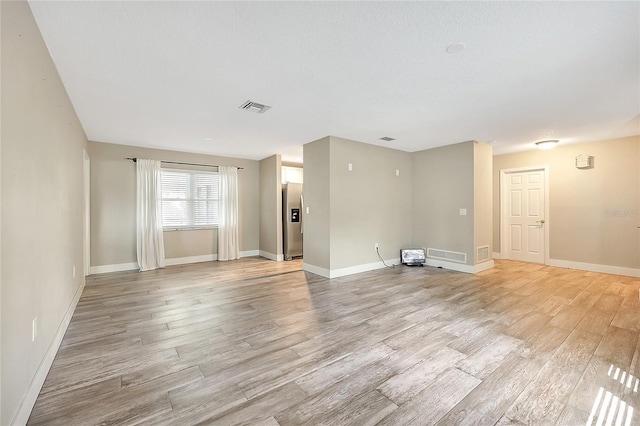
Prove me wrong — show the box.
[239,100,271,114]
[380,136,396,142]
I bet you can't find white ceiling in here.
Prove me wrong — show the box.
[29,1,640,162]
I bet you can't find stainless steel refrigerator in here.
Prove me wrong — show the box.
[282,183,303,260]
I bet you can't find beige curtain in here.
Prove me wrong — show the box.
[136,159,165,271]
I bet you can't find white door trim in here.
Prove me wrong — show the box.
[500,165,550,265]
[83,149,91,276]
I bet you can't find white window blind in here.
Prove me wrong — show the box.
[161,169,219,229]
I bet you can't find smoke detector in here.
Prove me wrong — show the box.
[239,100,271,113]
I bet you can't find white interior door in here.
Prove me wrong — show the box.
[504,169,546,264]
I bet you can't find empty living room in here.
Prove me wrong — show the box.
[1,1,639,425]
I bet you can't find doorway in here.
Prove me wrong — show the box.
[281,165,303,260]
[500,166,549,264]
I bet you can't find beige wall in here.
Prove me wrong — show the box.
[88,141,260,267]
[259,155,282,258]
[474,142,493,263]
[302,137,331,270]
[0,2,3,420]
[493,135,640,269]
[328,136,413,269]
[1,1,88,423]
[304,137,492,273]
[162,229,217,259]
[412,141,476,263]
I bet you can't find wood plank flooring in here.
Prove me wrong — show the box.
[28,259,640,425]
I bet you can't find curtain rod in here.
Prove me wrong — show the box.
[126,157,243,170]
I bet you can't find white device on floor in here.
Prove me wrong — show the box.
[400,248,426,266]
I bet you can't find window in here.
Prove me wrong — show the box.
[161,169,219,229]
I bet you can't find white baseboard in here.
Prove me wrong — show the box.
[303,258,401,279]
[425,258,495,274]
[473,260,496,273]
[90,262,138,274]
[302,262,331,278]
[329,258,401,278]
[303,258,494,278]
[494,254,638,278]
[549,259,640,278]
[13,278,86,425]
[259,250,284,261]
[91,250,262,274]
[165,254,217,266]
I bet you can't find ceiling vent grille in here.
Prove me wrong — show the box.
[380,136,396,142]
[239,100,271,114]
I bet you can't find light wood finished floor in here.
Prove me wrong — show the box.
[29,258,640,425]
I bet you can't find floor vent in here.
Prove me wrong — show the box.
[427,248,467,264]
[477,245,490,262]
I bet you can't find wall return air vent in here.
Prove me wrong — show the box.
[239,100,271,114]
[427,248,467,264]
[477,245,490,263]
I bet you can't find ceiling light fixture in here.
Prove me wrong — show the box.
[446,42,466,54]
[239,100,271,114]
[535,139,559,150]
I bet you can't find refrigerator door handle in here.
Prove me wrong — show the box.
[300,194,304,234]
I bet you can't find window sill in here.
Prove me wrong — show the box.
[163,226,218,232]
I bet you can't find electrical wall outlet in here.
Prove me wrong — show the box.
[32,317,38,342]
[73,266,76,278]
[375,243,379,250]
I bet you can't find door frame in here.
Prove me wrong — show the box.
[83,149,91,276]
[500,165,550,265]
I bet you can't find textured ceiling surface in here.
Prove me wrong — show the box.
[29,1,640,161]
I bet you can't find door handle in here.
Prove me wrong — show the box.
[536,219,545,224]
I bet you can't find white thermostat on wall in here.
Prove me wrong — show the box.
[575,155,593,169]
